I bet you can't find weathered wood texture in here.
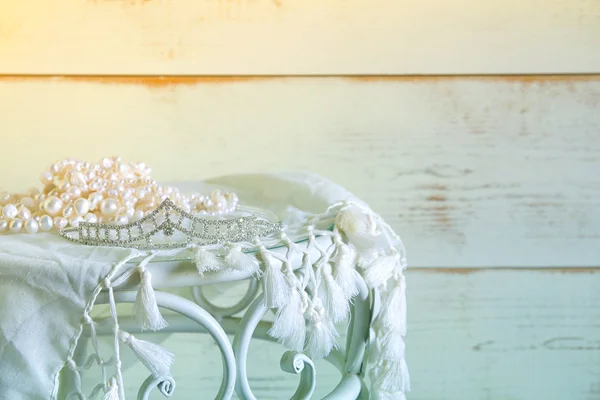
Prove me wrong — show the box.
[81,269,600,400]
[1,0,600,75]
[1,76,599,268]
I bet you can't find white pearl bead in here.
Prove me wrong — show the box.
[60,193,71,203]
[69,216,83,228]
[17,206,32,220]
[41,171,54,185]
[9,218,23,233]
[0,219,7,232]
[27,187,40,196]
[57,181,70,191]
[84,213,98,223]
[101,158,113,168]
[3,204,18,219]
[67,186,82,199]
[43,196,64,216]
[115,215,129,225]
[0,191,10,204]
[54,217,68,229]
[100,198,120,216]
[88,192,103,208]
[24,219,39,234]
[132,210,144,221]
[63,205,74,218]
[20,197,36,208]
[70,172,87,186]
[39,215,53,231]
[74,198,91,216]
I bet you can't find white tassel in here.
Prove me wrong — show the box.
[260,246,290,309]
[374,359,410,393]
[378,332,406,362]
[368,329,385,365]
[363,252,400,288]
[268,288,306,351]
[378,275,407,335]
[225,245,261,276]
[319,265,350,323]
[103,377,119,400]
[332,238,361,300]
[193,247,222,275]
[118,330,174,378]
[134,265,168,331]
[305,301,339,359]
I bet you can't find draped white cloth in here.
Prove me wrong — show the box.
[0,172,373,399]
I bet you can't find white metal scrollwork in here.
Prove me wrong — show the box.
[97,290,236,400]
[89,274,372,399]
[191,279,261,319]
[137,376,176,399]
[280,351,317,400]
[232,292,317,400]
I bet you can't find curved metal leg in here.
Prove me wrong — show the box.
[97,290,236,400]
[92,275,372,400]
[232,293,318,400]
[192,279,261,320]
[232,276,371,400]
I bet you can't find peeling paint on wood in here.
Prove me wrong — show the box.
[1,0,600,74]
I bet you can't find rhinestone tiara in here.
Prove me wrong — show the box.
[58,198,283,250]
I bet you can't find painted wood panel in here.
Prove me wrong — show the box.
[1,0,600,75]
[81,269,600,400]
[1,77,599,268]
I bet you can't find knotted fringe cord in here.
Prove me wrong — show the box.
[316,242,350,323]
[267,233,308,351]
[305,296,339,360]
[54,251,143,400]
[303,227,340,360]
[106,277,175,398]
[102,377,119,400]
[256,238,290,309]
[83,312,116,400]
[331,230,361,301]
[117,330,175,378]
[133,252,169,331]
[192,244,223,275]
[334,202,410,398]
[224,243,261,275]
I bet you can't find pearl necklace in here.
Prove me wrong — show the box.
[0,157,238,234]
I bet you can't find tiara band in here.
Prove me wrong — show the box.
[58,198,283,250]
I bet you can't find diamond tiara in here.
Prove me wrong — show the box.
[58,197,283,250]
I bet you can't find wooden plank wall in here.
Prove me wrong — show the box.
[1,1,599,399]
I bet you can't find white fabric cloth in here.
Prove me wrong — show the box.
[0,172,366,399]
